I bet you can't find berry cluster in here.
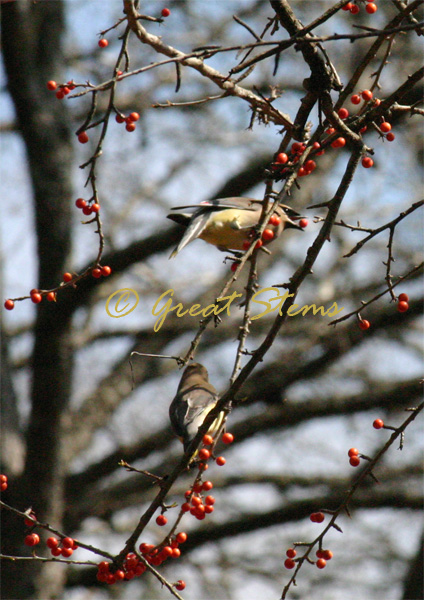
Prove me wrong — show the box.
[356,292,410,333]
[342,1,378,15]
[348,417,387,467]
[115,111,140,133]
[309,512,325,523]
[284,546,333,570]
[46,80,76,100]
[46,536,78,557]
[75,197,100,216]
[181,480,216,520]
[397,293,409,313]
[0,474,8,491]
[96,532,186,586]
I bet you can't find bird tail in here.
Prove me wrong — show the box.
[184,410,226,460]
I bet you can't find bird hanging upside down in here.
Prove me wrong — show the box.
[167,197,304,258]
[169,363,225,458]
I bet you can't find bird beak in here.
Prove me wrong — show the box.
[285,216,305,231]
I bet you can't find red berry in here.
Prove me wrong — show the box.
[365,2,377,13]
[380,122,392,133]
[175,580,185,591]
[316,558,327,569]
[62,537,74,549]
[46,537,59,549]
[349,456,360,467]
[284,558,296,569]
[191,496,202,507]
[331,137,346,149]
[156,514,167,526]
[31,293,42,304]
[98,561,110,573]
[231,262,239,272]
[205,495,215,506]
[82,205,92,216]
[115,570,125,580]
[0,474,7,483]
[128,112,140,122]
[47,80,57,91]
[291,142,303,153]
[362,90,373,102]
[24,533,40,547]
[199,461,208,471]
[4,300,14,311]
[216,456,226,466]
[397,300,409,312]
[325,127,335,135]
[50,547,61,557]
[101,266,112,277]
[286,548,297,558]
[361,156,374,168]
[316,549,326,559]
[342,3,353,10]
[350,4,360,14]
[297,167,306,177]
[312,512,325,523]
[305,159,316,172]
[98,39,109,48]
[262,229,275,241]
[338,108,349,119]
[162,545,174,558]
[62,87,70,96]
[63,273,73,283]
[199,448,211,461]
[398,293,409,302]
[115,114,125,124]
[126,122,136,132]
[181,502,190,512]
[360,126,368,134]
[75,198,86,209]
[61,547,73,558]
[172,548,181,558]
[386,132,395,142]
[351,94,361,105]
[92,268,102,279]
[269,214,282,226]
[222,432,234,444]
[205,505,214,514]
[323,550,333,560]
[161,8,171,17]
[299,218,308,229]
[203,434,213,445]
[276,152,288,164]
[255,240,263,249]
[373,418,384,429]
[78,132,89,144]
[202,480,213,491]
[348,447,359,457]
[176,532,187,544]
[55,90,65,100]
[359,319,370,330]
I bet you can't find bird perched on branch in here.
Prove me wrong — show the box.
[169,363,224,456]
[167,197,303,258]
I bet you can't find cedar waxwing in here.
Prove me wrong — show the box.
[169,363,225,455]
[167,197,303,258]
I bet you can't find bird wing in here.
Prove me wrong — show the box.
[169,385,218,445]
[170,197,260,213]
